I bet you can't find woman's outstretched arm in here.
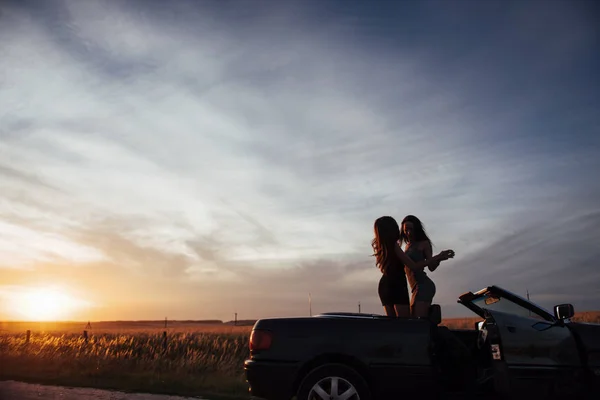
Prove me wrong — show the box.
[394,242,453,271]
[424,242,440,271]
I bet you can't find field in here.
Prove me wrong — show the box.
[1,312,599,399]
[0,321,253,400]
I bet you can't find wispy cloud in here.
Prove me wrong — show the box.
[0,0,598,320]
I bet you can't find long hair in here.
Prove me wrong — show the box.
[400,215,433,249]
[371,216,401,273]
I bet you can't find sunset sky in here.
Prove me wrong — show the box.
[1,0,599,322]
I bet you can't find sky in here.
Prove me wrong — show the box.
[0,0,599,322]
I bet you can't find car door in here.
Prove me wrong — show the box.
[365,318,437,398]
[459,287,585,397]
[487,309,585,397]
[487,309,581,367]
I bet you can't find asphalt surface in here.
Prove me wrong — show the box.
[0,381,206,400]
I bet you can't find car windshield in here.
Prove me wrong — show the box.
[472,292,549,321]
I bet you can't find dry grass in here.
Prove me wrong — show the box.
[1,312,598,398]
[0,323,251,399]
[442,317,481,330]
[570,311,600,324]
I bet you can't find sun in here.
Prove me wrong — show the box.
[10,286,88,321]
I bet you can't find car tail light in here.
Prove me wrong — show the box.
[249,329,273,352]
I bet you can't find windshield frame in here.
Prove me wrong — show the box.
[458,285,556,322]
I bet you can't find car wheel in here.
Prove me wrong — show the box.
[296,363,370,400]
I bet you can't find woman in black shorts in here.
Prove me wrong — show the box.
[372,216,455,318]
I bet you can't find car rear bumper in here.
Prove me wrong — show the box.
[244,358,299,400]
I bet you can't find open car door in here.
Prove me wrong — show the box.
[458,286,584,398]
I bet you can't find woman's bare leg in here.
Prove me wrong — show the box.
[413,301,431,318]
[394,304,410,318]
[383,305,397,317]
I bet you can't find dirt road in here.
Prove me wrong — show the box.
[0,381,206,400]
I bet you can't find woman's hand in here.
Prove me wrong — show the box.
[438,249,455,260]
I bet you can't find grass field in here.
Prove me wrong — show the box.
[0,322,252,399]
[1,312,599,399]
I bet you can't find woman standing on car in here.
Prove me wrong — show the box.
[400,215,443,318]
[372,216,454,318]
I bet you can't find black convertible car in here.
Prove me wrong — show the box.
[244,285,600,400]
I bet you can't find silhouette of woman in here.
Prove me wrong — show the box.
[372,216,454,318]
[400,215,443,318]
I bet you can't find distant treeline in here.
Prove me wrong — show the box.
[3,311,598,331]
[102,319,258,326]
[0,319,258,333]
[224,319,257,326]
[111,320,225,324]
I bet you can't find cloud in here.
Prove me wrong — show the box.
[0,0,598,320]
[0,163,61,192]
[433,207,600,316]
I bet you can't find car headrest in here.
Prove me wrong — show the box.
[429,304,442,325]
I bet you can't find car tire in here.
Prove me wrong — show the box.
[296,363,371,400]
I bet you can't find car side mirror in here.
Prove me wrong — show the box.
[554,304,574,320]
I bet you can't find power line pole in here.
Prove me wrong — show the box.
[309,293,312,316]
[358,301,361,313]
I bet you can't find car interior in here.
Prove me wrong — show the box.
[428,304,493,390]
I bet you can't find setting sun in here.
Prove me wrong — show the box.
[7,286,90,321]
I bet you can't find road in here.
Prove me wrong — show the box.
[0,381,206,400]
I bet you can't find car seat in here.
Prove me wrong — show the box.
[430,305,477,392]
[428,304,442,325]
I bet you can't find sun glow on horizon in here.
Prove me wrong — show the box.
[5,286,91,322]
